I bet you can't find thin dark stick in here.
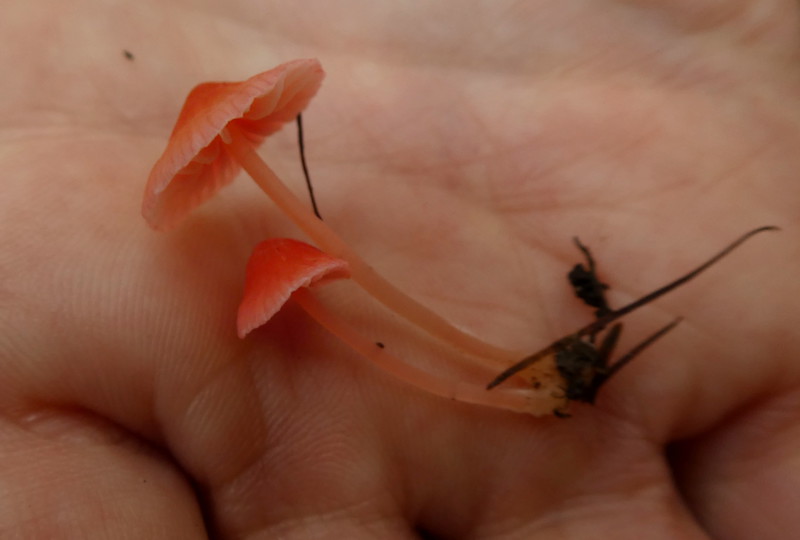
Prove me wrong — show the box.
[297,114,322,220]
[487,225,779,390]
[603,317,682,381]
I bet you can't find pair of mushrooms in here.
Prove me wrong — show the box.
[143,59,550,415]
[142,59,776,416]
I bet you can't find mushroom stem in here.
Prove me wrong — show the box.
[292,288,553,415]
[225,126,520,366]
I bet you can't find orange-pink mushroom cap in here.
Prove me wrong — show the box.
[237,238,350,338]
[143,58,324,230]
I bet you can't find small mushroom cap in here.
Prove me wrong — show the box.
[237,238,350,338]
[143,59,325,230]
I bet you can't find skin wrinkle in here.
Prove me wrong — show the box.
[388,414,491,539]
[165,361,264,485]
[615,0,797,45]
[223,432,392,536]
[476,431,684,538]
[212,447,377,536]
[477,83,685,216]
[228,3,677,77]
[252,504,416,540]
[719,393,800,472]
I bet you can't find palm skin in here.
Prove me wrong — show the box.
[2,1,800,538]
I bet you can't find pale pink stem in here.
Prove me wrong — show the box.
[225,127,521,366]
[292,288,556,416]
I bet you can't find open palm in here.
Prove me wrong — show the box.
[2,1,800,538]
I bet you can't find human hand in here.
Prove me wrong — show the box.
[2,1,799,538]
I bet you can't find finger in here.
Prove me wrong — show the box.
[0,408,204,537]
[669,390,800,539]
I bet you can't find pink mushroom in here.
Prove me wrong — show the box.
[237,237,351,338]
[238,238,556,415]
[142,58,518,365]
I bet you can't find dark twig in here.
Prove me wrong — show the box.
[487,226,779,390]
[297,114,322,220]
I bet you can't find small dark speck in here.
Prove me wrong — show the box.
[375,342,385,349]
[123,50,134,61]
